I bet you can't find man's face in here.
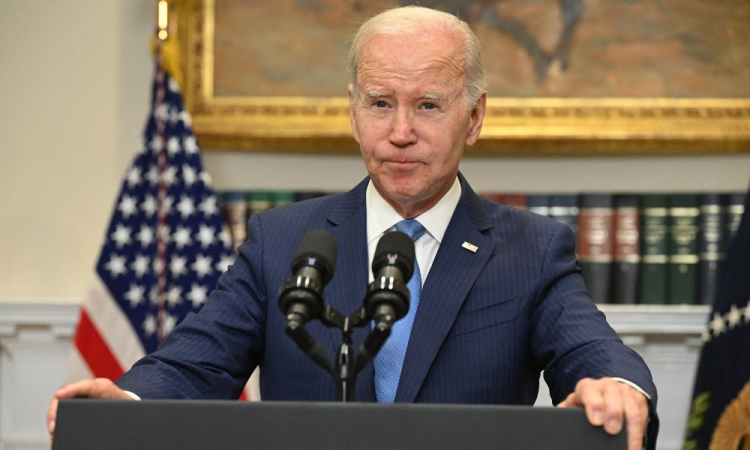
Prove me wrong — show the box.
[349,31,486,218]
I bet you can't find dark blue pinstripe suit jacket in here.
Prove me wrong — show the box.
[117,174,658,443]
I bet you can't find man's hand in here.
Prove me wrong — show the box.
[47,378,133,441]
[557,377,649,450]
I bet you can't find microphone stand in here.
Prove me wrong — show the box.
[285,304,391,402]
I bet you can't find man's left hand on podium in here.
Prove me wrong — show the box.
[557,377,649,450]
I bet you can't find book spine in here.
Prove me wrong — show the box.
[221,191,249,250]
[612,195,640,305]
[639,195,669,304]
[668,194,699,305]
[549,194,580,243]
[578,194,614,304]
[481,193,528,210]
[248,191,273,216]
[726,192,747,247]
[698,194,725,306]
[273,191,296,208]
[527,194,550,217]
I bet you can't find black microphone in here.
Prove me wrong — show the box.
[278,230,338,331]
[363,230,415,331]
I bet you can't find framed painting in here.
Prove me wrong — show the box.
[170,0,750,154]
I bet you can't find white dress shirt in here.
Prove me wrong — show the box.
[365,178,461,284]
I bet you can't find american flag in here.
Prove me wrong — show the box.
[66,54,239,390]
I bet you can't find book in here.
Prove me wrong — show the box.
[612,195,640,305]
[578,194,614,304]
[667,194,699,305]
[273,191,296,208]
[480,193,528,210]
[294,191,329,202]
[697,194,726,306]
[726,191,747,247]
[549,194,580,242]
[639,194,669,305]
[248,191,274,217]
[222,191,249,250]
[527,194,550,217]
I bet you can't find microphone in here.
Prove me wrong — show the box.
[278,230,338,331]
[364,230,415,331]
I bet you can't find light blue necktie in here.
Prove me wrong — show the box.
[374,219,426,402]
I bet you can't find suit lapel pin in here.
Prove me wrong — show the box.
[462,241,478,253]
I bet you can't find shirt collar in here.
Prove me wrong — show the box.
[366,177,462,245]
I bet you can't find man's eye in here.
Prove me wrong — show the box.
[373,101,388,108]
[422,102,437,110]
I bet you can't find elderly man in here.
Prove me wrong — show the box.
[49,6,657,450]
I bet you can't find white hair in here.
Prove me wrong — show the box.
[347,6,487,110]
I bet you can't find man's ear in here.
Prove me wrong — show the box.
[465,91,487,147]
[348,84,361,144]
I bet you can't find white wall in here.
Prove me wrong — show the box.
[1,1,748,303]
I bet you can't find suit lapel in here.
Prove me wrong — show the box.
[324,178,375,401]
[395,176,494,402]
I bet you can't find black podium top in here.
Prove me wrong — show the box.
[54,399,626,450]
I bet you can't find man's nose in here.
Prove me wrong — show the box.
[389,108,417,146]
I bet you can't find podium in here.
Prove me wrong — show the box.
[54,399,626,450]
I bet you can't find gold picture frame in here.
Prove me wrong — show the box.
[172,0,750,155]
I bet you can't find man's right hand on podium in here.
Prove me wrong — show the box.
[47,378,133,444]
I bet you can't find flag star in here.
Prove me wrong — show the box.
[166,137,181,156]
[198,195,219,217]
[162,313,178,337]
[110,225,132,248]
[172,226,192,249]
[215,254,234,273]
[154,103,169,121]
[200,171,212,186]
[176,195,195,219]
[124,284,146,308]
[187,284,208,308]
[219,228,232,249]
[168,77,181,93]
[149,285,160,305]
[137,225,154,247]
[153,257,165,276]
[179,111,192,127]
[118,195,139,219]
[168,107,180,124]
[184,135,199,154]
[143,314,157,336]
[170,255,188,277]
[727,305,743,329]
[141,195,157,217]
[166,286,183,308]
[149,135,164,153]
[145,167,159,185]
[710,312,726,337]
[126,167,142,188]
[104,254,127,278]
[191,254,213,278]
[162,166,178,186]
[743,302,750,324]
[131,254,151,278]
[183,165,197,186]
[196,225,217,248]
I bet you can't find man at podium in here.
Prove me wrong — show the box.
[49,6,657,450]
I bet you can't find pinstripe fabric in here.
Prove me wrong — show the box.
[116,173,657,448]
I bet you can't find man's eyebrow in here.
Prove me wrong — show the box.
[364,88,385,98]
[420,93,442,101]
